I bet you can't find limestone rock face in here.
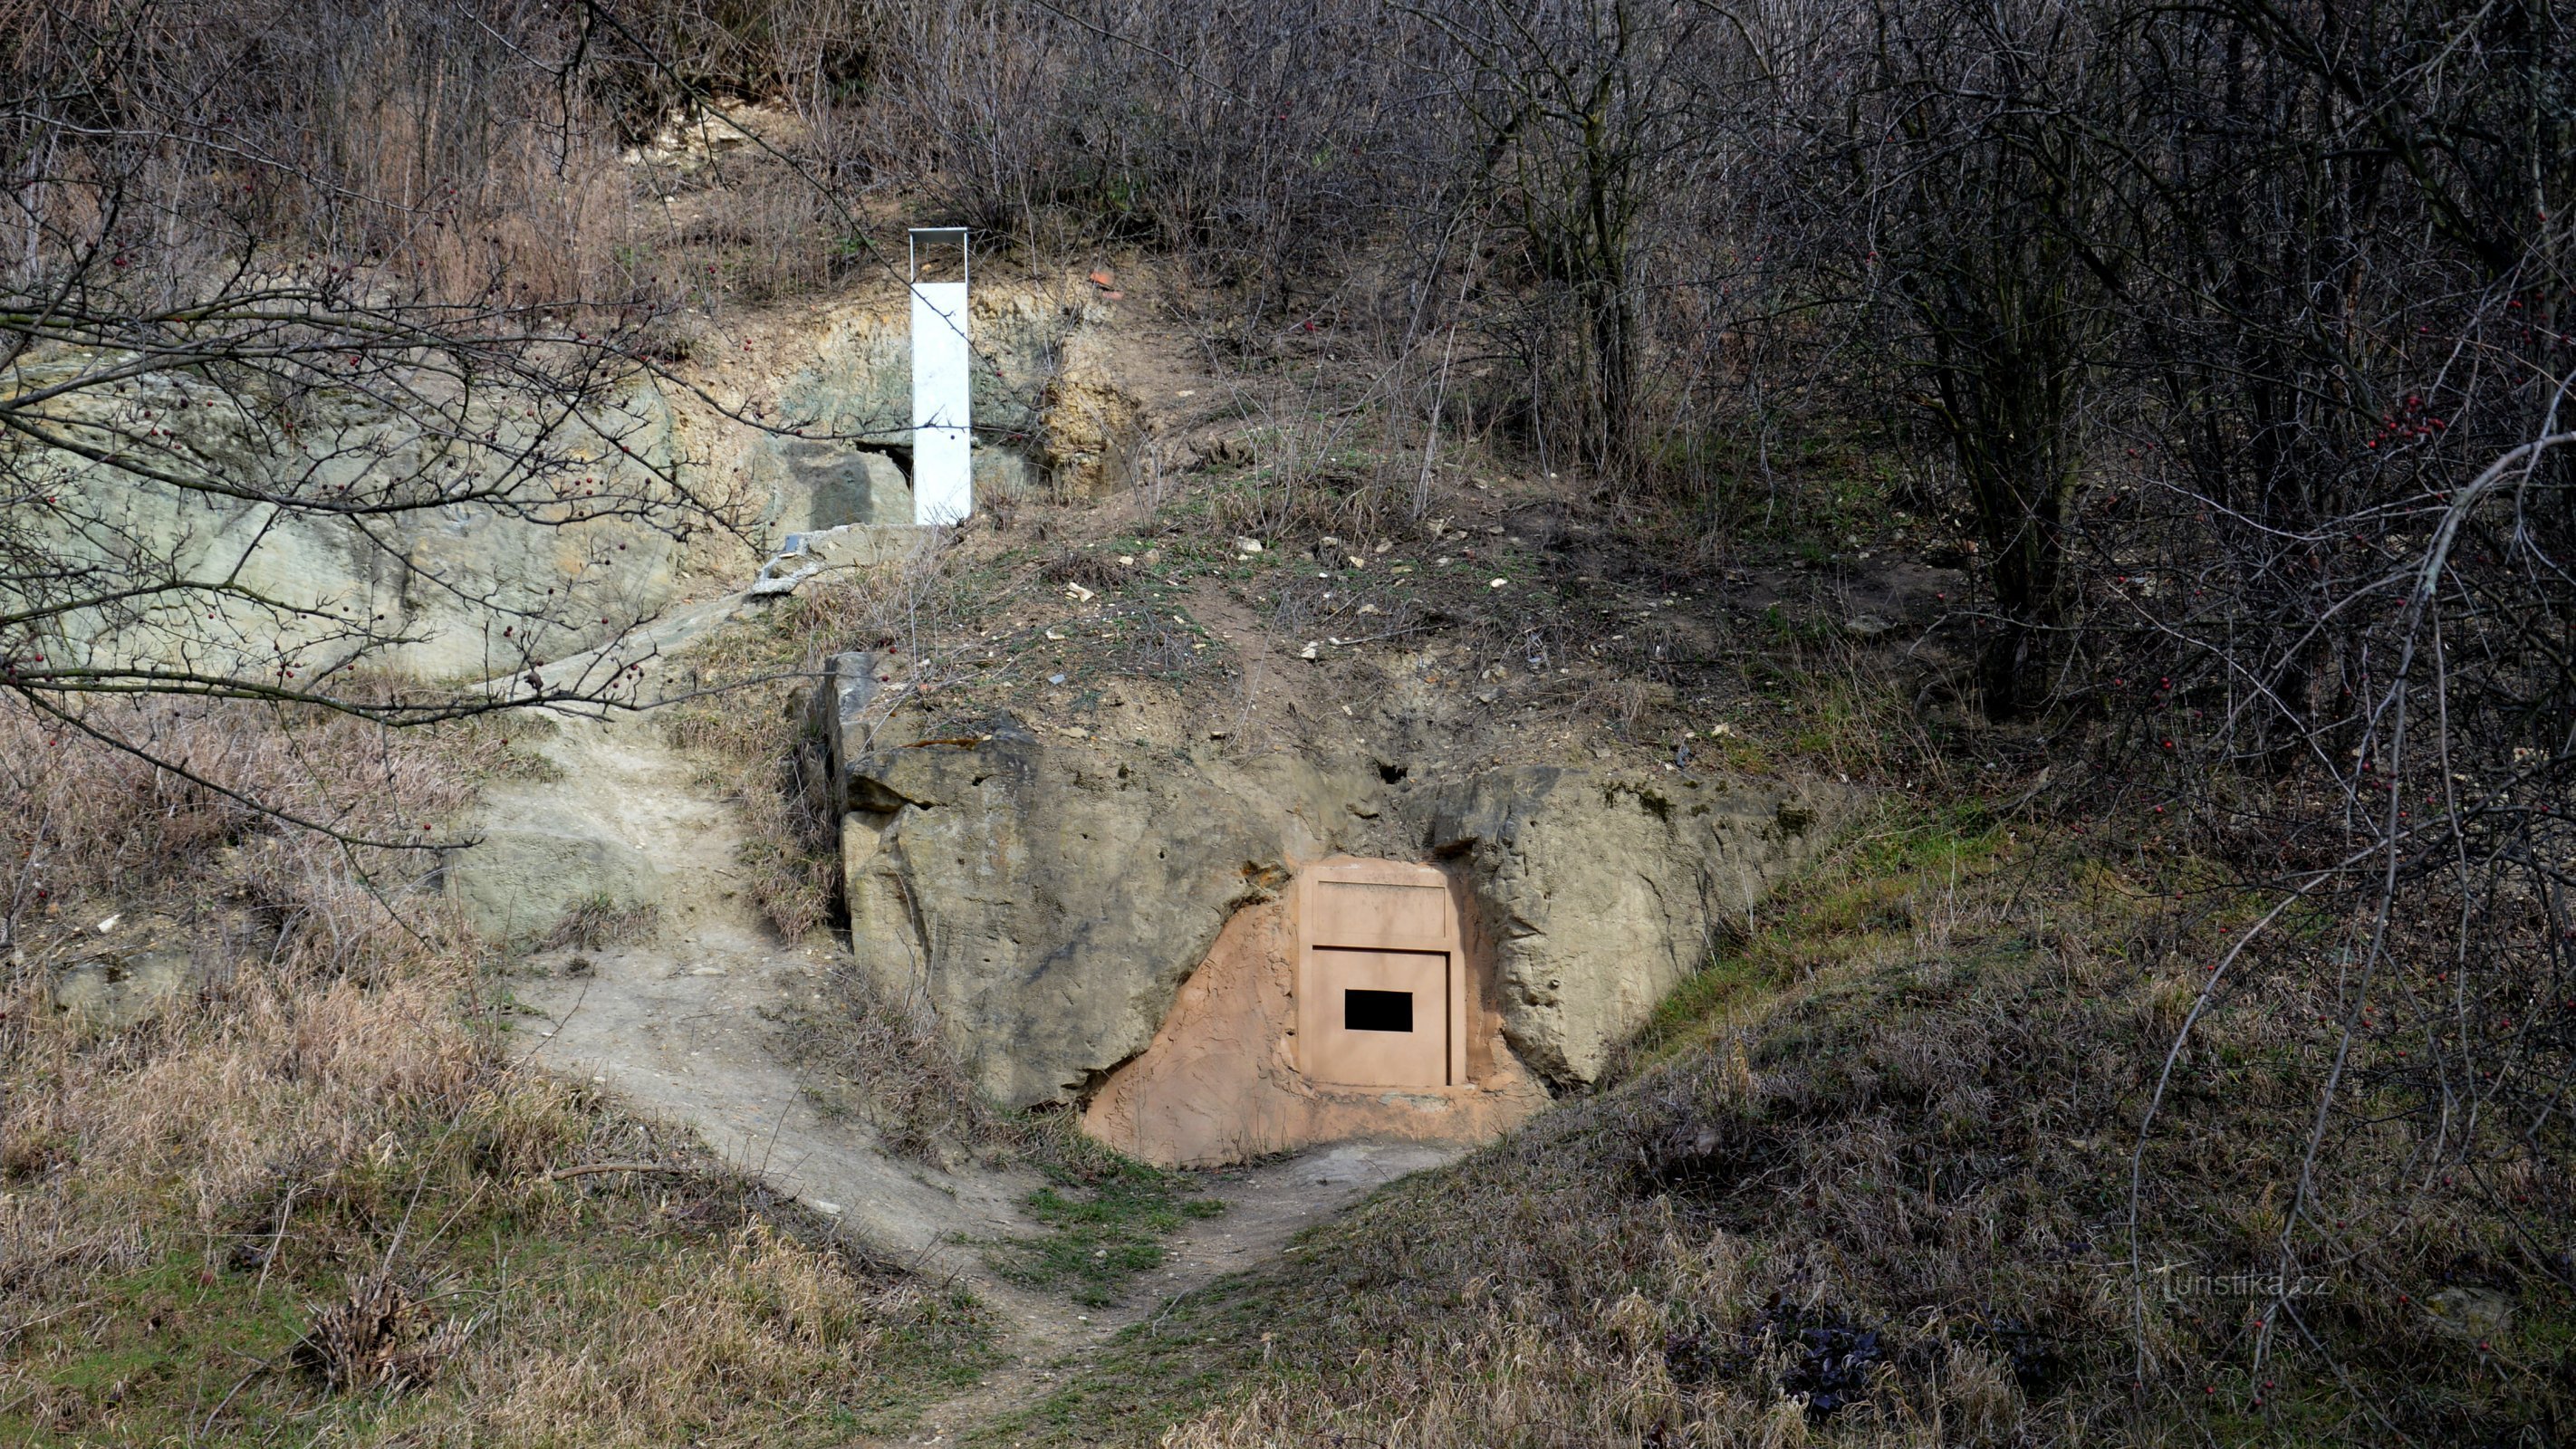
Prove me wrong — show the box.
[14,282,1134,694]
[1416,769,1846,1082]
[13,352,685,683]
[770,450,914,539]
[437,797,654,946]
[808,651,890,813]
[839,715,1388,1107]
[821,670,1854,1110]
[441,702,756,947]
[740,289,1121,542]
[1038,329,1140,498]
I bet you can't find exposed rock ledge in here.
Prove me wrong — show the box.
[812,654,1854,1114]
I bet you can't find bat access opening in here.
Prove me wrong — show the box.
[1343,989,1415,1033]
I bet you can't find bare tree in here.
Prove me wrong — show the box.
[1827,0,2136,715]
[1401,0,1728,477]
[1,0,743,840]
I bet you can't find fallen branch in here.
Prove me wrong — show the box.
[541,1161,714,1182]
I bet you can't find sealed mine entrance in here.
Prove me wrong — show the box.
[1083,853,1549,1166]
[1295,860,1466,1088]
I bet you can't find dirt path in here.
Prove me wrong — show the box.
[490,600,1456,1443]
[875,1137,1454,1448]
[505,710,1037,1263]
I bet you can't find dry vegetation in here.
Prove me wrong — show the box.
[651,547,1042,1162]
[655,539,967,941]
[0,698,991,1444]
[10,0,2575,1442]
[996,804,2571,1447]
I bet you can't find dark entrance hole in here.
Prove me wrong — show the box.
[1344,989,1415,1033]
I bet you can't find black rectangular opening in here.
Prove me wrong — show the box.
[1344,989,1414,1033]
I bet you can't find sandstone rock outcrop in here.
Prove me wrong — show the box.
[445,815,662,945]
[736,287,1136,537]
[1038,329,1141,499]
[11,351,686,683]
[1418,768,1836,1082]
[11,280,1141,690]
[767,450,915,539]
[830,691,1391,1107]
[813,659,1855,1118]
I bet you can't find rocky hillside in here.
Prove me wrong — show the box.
[7,2,2572,1444]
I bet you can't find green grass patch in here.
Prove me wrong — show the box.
[1622,801,2010,1069]
[968,1271,1287,1445]
[982,1156,1226,1309]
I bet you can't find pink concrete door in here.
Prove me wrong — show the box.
[1294,860,1465,1088]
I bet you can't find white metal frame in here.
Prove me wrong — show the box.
[908,228,973,525]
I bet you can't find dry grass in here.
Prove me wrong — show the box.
[783,956,1018,1166]
[0,697,990,1444]
[540,894,664,954]
[654,546,1048,1163]
[8,0,905,321]
[996,801,2573,1447]
[658,586,883,942]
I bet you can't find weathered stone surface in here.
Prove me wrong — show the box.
[1414,769,1849,1082]
[739,291,1092,543]
[2427,1286,2515,1341]
[445,819,661,944]
[750,525,937,597]
[827,690,1853,1110]
[770,450,914,537]
[973,446,1037,504]
[808,652,883,813]
[13,352,685,683]
[841,717,1388,1107]
[1039,329,1140,498]
[791,525,936,575]
[14,283,1130,687]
